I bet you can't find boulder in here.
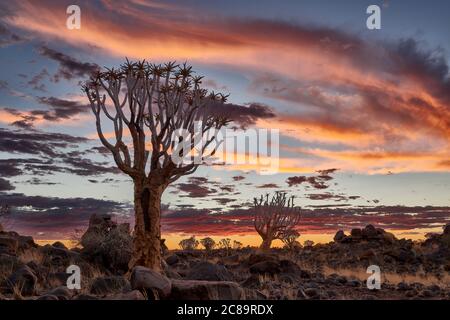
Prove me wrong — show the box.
[52,241,68,250]
[46,286,72,300]
[73,294,100,300]
[0,235,18,255]
[444,224,450,235]
[0,253,23,274]
[350,228,362,240]
[333,230,346,242]
[169,279,244,300]
[37,294,59,300]
[90,276,130,295]
[80,214,132,273]
[186,261,233,282]
[279,259,302,274]
[130,266,171,298]
[249,261,281,274]
[41,245,74,267]
[362,225,378,239]
[5,265,37,296]
[381,231,397,244]
[165,254,179,266]
[246,253,278,266]
[107,290,146,300]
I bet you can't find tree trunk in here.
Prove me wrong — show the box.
[260,235,273,251]
[128,178,166,272]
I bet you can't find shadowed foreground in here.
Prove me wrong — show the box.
[0,215,449,300]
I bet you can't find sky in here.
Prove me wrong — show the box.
[0,0,449,248]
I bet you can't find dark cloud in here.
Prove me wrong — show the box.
[0,192,131,237]
[286,169,338,189]
[206,102,276,129]
[38,46,99,81]
[34,96,89,121]
[0,178,15,191]
[0,23,25,47]
[0,127,120,178]
[175,183,217,198]
[0,127,88,157]
[213,197,236,206]
[27,68,49,92]
[232,175,246,181]
[256,183,279,189]
[22,177,59,186]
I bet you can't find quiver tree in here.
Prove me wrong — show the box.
[179,236,199,250]
[83,60,230,271]
[254,192,301,251]
[280,229,301,251]
[200,237,216,251]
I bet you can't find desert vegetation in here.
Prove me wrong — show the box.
[1,217,449,300]
[83,60,230,271]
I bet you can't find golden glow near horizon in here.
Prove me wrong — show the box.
[35,226,442,250]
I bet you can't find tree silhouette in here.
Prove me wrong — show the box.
[83,60,229,271]
[200,237,216,251]
[179,236,199,250]
[254,192,301,251]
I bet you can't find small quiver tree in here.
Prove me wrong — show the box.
[254,192,301,251]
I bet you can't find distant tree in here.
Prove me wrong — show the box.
[200,237,216,251]
[233,240,243,250]
[83,60,230,271]
[281,229,301,250]
[179,236,199,250]
[303,240,314,248]
[253,192,301,251]
[218,238,232,250]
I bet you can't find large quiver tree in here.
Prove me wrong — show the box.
[83,60,229,271]
[254,192,301,251]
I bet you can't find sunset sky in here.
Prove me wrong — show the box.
[0,0,449,248]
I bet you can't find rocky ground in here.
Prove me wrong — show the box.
[0,215,449,300]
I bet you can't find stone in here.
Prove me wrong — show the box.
[249,261,281,274]
[382,232,397,244]
[333,230,346,242]
[246,253,278,266]
[362,225,379,239]
[397,282,411,291]
[107,290,145,300]
[130,266,172,298]
[304,288,320,299]
[169,279,244,300]
[0,253,23,274]
[279,259,302,274]
[5,265,37,296]
[46,286,72,300]
[241,274,261,289]
[52,241,68,250]
[443,224,450,235]
[186,261,233,281]
[0,235,19,255]
[37,295,59,300]
[90,276,130,295]
[350,228,362,239]
[166,254,179,266]
[73,294,100,300]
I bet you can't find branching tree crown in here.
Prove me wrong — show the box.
[83,60,230,184]
[254,192,301,250]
